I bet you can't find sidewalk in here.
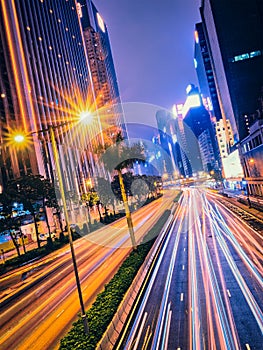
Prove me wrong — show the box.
[217,193,263,222]
[0,241,40,265]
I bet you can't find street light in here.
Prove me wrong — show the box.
[13,122,89,335]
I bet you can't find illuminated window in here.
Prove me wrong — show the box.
[38,37,42,41]
[97,12,105,32]
[65,27,69,31]
[49,46,52,50]
[26,26,31,31]
[49,9,53,14]
[66,61,69,65]
[250,50,261,58]
[58,54,61,58]
[194,30,199,44]
[72,35,76,39]
[58,19,61,23]
[231,50,261,62]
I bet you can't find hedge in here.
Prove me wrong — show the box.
[59,209,172,350]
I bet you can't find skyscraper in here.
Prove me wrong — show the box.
[194,22,221,123]
[78,0,127,140]
[155,109,184,178]
[182,85,218,173]
[0,0,124,195]
[200,0,263,141]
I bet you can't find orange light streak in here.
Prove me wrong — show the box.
[1,0,37,133]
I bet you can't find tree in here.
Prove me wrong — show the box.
[130,175,150,204]
[96,177,116,218]
[0,192,22,257]
[6,175,57,248]
[81,190,99,225]
[101,132,145,248]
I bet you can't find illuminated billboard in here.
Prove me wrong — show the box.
[222,149,244,178]
[182,94,201,117]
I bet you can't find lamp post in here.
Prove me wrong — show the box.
[49,125,89,334]
[14,123,89,335]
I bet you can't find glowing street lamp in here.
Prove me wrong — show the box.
[12,118,90,335]
[13,134,26,143]
[79,111,93,125]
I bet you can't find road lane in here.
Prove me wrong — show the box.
[118,189,263,350]
[0,191,175,350]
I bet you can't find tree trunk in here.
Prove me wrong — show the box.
[86,204,91,224]
[32,211,41,249]
[97,204,103,222]
[9,230,21,257]
[57,210,64,233]
[112,201,116,216]
[20,228,27,254]
[117,169,137,249]
[42,198,51,238]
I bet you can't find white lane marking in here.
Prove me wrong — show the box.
[227,289,231,298]
[180,293,184,301]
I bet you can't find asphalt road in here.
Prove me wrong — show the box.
[0,191,175,350]
[118,188,263,350]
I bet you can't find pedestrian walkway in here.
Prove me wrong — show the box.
[219,194,263,222]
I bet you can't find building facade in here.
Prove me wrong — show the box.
[182,85,218,174]
[200,0,263,142]
[194,22,222,123]
[155,109,184,178]
[0,0,124,197]
[78,0,126,142]
[200,0,263,197]
[239,120,263,197]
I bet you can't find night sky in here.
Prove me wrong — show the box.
[93,0,201,113]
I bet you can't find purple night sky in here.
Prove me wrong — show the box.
[93,0,201,112]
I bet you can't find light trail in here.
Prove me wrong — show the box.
[123,195,187,349]
[188,191,202,350]
[118,189,262,350]
[205,196,263,335]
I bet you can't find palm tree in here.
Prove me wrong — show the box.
[101,133,145,249]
